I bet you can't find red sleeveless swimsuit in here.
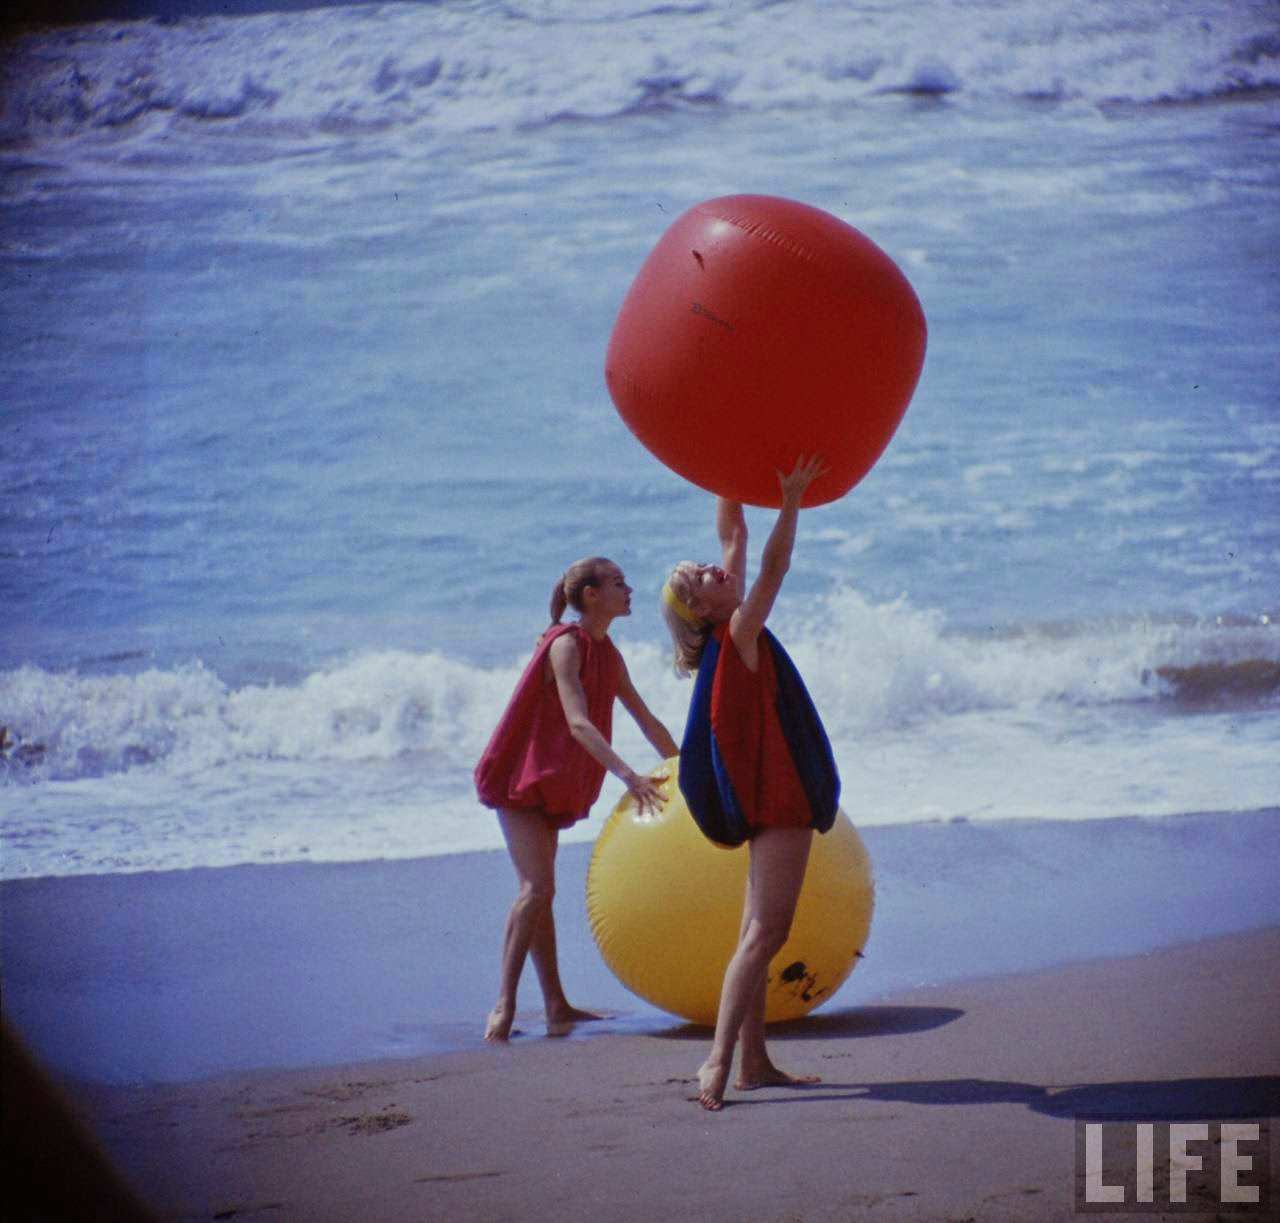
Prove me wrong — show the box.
[709,623,813,829]
[474,623,622,829]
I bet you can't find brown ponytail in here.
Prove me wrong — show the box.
[548,579,568,625]
[549,556,612,624]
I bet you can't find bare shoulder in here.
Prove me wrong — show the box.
[543,625,579,682]
[548,628,580,663]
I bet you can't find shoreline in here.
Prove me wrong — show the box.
[6,799,1280,889]
[3,805,1279,1085]
[59,927,1280,1222]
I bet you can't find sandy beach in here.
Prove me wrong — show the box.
[7,808,1280,1085]
[4,808,1280,1219]
[29,926,1273,1222]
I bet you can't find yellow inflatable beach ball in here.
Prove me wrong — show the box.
[587,759,874,1026]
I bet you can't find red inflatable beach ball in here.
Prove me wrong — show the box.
[605,195,927,507]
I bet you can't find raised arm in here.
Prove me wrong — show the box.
[729,455,826,669]
[548,634,666,815]
[717,497,747,603]
[616,658,679,761]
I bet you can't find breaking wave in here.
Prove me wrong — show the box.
[3,592,1275,783]
[3,0,1278,148]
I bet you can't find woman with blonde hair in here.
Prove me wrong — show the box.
[660,456,840,1109]
[476,556,678,1041]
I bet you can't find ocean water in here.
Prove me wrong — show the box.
[2,0,1279,880]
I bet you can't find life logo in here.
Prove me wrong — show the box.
[1074,1120,1272,1214]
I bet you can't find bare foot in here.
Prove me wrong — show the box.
[735,1060,821,1091]
[695,1059,729,1111]
[545,1005,605,1038]
[484,1004,515,1042]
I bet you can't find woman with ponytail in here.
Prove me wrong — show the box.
[475,557,677,1041]
[660,456,839,1110]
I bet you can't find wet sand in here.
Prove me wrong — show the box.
[60,926,1280,1222]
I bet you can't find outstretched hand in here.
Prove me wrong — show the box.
[777,454,828,506]
[626,769,668,818]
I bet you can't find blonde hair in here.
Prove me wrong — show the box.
[550,556,613,625]
[660,560,712,677]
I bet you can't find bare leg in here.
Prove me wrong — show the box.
[695,827,813,1109]
[734,972,772,1085]
[531,911,603,1036]
[731,874,768,1076]
[697,872,757,1107]
[485,810,559,1041]
[736,882,820,1091]
[737,971,822,1091]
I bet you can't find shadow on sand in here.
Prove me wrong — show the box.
[650,1004,967,1043]
[646,1006,1278,1121]
[722,1075,1280,1121]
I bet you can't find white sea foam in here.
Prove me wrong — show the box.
[3,593,1275,788]
[3,0,1276,149]
[5,591,1277,879]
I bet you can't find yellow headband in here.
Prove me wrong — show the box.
[662,581,703,628]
